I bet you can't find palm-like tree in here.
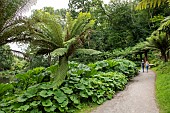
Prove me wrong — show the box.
[28,10,98,87]
[158,16,170,35]
[147,31,170,62]
[0,0,37,45]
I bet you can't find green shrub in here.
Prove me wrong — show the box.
[0,59,137,112]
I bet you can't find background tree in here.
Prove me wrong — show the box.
[86,1,152,51]
[0,45,14,70]
[68,0,94,17]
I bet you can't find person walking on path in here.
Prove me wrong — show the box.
[141,60,145,72]
[145,61,149,73]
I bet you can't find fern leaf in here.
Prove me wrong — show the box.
[0,83,13,97]
[52,56,68,89]
[76,49,102,55]
[51,48,67,56]
[136,0,167,10]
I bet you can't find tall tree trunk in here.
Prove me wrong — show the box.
[167,51,170,60]
[140,53,143,61]
[144,50,148,61]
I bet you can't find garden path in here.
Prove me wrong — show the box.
[91,70,159,113]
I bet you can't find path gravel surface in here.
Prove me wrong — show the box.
[91,70,159,113]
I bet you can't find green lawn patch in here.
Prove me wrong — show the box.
[153,63,170,113]
[74,102,98,113]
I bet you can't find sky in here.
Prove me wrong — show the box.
[25,0,110,16]
[11,0,111,51]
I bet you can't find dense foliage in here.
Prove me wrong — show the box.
[0,59,137,113]
[1,0,170,113]
[0,45,14,70]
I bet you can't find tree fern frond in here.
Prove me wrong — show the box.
[51,48,67,56]
[32,10,63,46]
[83,20,95,31]
[70,12,92,39]
[52,56,68,89]
[136,0,167,10]
[76,49,102,55]
[31,39,58,49]
[158,16,170,32]
[64,12,74,41]
[64,38,76,47]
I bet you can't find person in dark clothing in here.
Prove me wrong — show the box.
[141,60,144,72]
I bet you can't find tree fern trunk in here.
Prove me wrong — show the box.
[53,55,69,89]
[161,50,167,62]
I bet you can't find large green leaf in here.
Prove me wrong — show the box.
[44,105,56,112]
[25,85,38,98]
[70,95,80,104]
[30,101,41,107]
[17,95,28,102]
[54,89,68,104]
[39,83,54,89]
[60,99,68,107]
[17,105,30,111]
[42,99,53,107]
[80,91,88,98]
[74,83,86,90]
[60,87,73,94]
[39,90,53,98]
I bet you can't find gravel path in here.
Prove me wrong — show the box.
[91,70,159,113]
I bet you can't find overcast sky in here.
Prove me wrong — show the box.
[25,0,110,16]
[33,0,110,9]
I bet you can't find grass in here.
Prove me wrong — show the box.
[74,102,99,113]
[153,62,170,113]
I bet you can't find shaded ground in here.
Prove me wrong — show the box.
[91,70,159,113]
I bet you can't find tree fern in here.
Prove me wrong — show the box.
[147,31,170,61]
[17,10,96,87]
[158,16,170,33]
[136,0,168,10]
